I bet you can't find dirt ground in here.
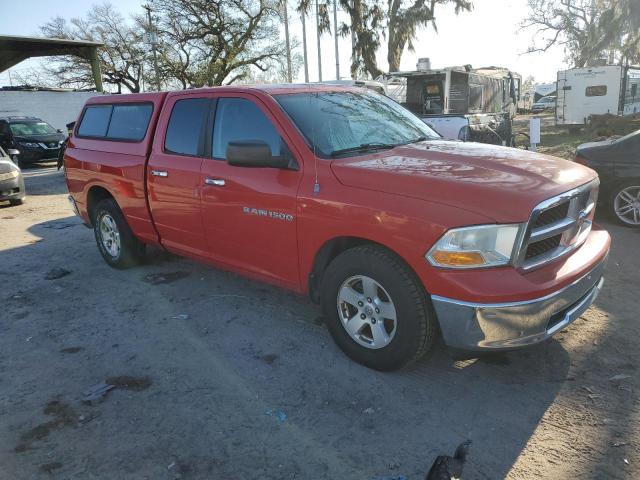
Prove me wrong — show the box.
[0,163,639,480]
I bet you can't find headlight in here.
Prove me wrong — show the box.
[426,224,523,269]
[18,141,40,148]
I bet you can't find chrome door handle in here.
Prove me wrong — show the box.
[204,178,225,186]
[151,170,168,177]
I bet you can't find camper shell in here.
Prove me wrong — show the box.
[556,65,640,126]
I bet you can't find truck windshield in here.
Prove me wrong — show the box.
[10,121,58,136]
[275,90,440,157]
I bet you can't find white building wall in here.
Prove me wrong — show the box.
[0,91,106,130]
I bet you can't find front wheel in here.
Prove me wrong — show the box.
[93,198,145,268]
[320,245,438,371]
[610,181,640,227]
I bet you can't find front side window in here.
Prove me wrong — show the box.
[275,90,440,157]
[10,120,58,136]
[212,98,281,159]
[586,85,607,97]
[164,98,210,156]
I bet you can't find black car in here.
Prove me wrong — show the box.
[0,146,25,206]
[576,129,640,227]
[0,116,66,168]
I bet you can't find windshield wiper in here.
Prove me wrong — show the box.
[329,142,397,157]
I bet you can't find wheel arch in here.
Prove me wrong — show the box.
[307,236,422,303]
[86,185,116,226]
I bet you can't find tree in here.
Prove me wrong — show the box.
[522,0,639,67]
[151,0,289,87]
[40,3,146,92]
[386,0,472,73]
[338,0,472,80]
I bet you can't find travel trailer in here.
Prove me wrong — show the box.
[385,61,521,145]
[556,65,640,127]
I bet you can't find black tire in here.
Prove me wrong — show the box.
[9,198,24,206]
[92,198,145,268]
[320,245,437,371]
[609,180,640,228]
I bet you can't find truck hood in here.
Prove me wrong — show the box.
[330,140,597,223]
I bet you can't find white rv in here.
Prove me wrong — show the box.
[556,65,640,126]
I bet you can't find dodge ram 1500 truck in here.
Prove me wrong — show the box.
[64,85,610,371]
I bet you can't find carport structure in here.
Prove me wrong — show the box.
[0,35,104,91]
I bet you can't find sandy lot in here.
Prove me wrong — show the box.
[0,164,638,479]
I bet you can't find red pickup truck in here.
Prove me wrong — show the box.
[64,85,610,371]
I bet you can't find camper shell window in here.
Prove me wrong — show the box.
[585,85,607,97]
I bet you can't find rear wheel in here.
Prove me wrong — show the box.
[92,198,145,268]
[9,198,24,206]
[610,181,640,228]
[320,245,437,371]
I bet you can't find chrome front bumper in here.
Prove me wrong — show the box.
[431,256,607,351]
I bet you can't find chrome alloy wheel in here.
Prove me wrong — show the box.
[614,185,640,226]
[337,275,398,349]
[99,214,121,258]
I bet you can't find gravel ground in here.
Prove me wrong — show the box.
[0,164,638,479]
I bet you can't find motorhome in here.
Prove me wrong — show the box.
[556,65,640,127]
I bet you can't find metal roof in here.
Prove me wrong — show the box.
[0,35,103,72]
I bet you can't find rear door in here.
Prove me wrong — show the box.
[199,94,302,288]
[147,94,211,257]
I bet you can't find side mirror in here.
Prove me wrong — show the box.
[226,140,291,169]
[7,149,20,156]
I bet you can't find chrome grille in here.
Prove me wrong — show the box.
[515,180,599,270]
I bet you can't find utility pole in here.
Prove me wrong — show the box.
[143,4,161,92]
[282,1,293,83]
[333,0,339,80]
[315,0,322,82]
[301,11,309,82]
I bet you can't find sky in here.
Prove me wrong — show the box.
[0,0,569,88]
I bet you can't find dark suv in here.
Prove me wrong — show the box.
[0,116,66,168]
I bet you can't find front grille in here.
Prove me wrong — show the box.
[516,180,599,270]
[525,234,562,260]
[532,202,569,228]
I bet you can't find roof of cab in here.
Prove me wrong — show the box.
[84,83,360,104]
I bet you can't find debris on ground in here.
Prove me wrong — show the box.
[44,267,71,280]
[587,113,640,137]
[256,353,278,365]
[363,407,375,415]
[82,382,115,404]
[266,409,287,423]
[59,346,83,354]
[39,462,63,473]
[609,374,631,382]
[613,442,628,447]
[43,221,80,230]
[105,375,152,391]
[171,314,190,320]
[143,271,190,285]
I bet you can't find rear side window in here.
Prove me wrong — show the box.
[212,98,281,159]
[164,98,210,156]
[77,103,153,141]
[586,85,607,97]
[77,105,112,137]
[106,104,153,141]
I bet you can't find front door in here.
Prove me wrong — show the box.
[200,94,302,288]
[147,95,211,257]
